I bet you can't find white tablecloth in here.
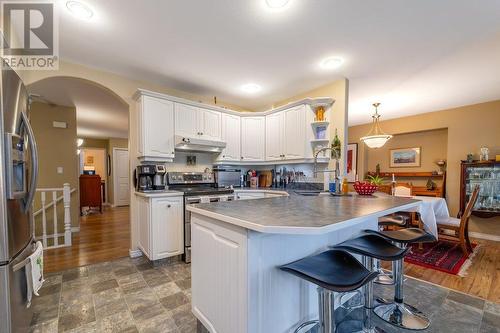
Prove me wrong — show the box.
[403,196,449,238]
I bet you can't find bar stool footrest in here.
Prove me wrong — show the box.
[373,302,430,330]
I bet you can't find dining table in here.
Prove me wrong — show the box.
[402,195,450,237]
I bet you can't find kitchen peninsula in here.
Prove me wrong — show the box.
[187,194,420,333]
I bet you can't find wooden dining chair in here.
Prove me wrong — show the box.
[394,182,413,197]
[436,186,480,256]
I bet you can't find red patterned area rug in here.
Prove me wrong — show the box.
[405,240,480,276]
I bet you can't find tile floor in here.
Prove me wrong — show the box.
[30,256,499,333]
[30,256,201,333]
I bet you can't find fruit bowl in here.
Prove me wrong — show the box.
[353,182,378,196]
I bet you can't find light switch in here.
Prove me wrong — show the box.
[57,167,63,174]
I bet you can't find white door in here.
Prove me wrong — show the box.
[265,112,284,161]
[199,109,222,141]
[143,96,175,158]
[152,197,184,260]
[241,117,265,161]
[175,103,199,138]
[284,105,306,159]
[218,114,241,161]
[113,148,130,206]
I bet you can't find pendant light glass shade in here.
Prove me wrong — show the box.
[360,103,392,148]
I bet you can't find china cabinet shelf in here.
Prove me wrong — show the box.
[460,160,500,218]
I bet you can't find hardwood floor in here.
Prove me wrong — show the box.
[383,238,500,303]
[43,206,130,273]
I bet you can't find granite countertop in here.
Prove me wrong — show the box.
[187,195,420,234]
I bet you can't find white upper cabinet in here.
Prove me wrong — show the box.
[175,103,200,138]
[241,117,265,161]
[199,109,222,141]
[137,95,175,162]
[264,105,306,161]
[284,105,307,159]
[175,103,222,141]
[218,113,241,161]
[265,112,284,161]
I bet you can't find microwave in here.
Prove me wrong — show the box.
[213,167,241,188]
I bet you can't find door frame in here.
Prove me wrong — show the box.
[112,147,130,207]
[79,147,107,203]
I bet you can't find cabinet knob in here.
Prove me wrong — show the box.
[167,204,171,208]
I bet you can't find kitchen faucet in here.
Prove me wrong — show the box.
[313,146,340,178]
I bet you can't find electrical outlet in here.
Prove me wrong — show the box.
[57,167,63,174]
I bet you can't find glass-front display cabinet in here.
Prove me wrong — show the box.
[460,161,500,217]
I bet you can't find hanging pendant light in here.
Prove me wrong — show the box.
[360,103,392,148]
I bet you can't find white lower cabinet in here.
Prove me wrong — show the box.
[137,194,184,261]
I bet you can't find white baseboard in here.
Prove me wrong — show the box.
[469,232,500,242]
[129,249,143,258]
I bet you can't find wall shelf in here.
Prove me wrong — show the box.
[367,171,445,178]
[311,121,329,127]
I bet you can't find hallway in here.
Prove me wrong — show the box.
[43,206,130,273]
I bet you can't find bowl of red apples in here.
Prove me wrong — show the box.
[353,175,383,196]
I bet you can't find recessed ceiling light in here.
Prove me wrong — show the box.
[241,83,262,93]
[320,56,344,70]
[265,0,290,9]
[66,1,94,20]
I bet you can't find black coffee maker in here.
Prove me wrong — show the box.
[134,165,156,192]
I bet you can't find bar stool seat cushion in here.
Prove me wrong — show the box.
[364,228,436,244]
[280,250,379,292]
[378,215,408,227]
[333,234,408,261]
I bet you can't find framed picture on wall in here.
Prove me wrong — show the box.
[390,147,421,167]
[347,143,358,182]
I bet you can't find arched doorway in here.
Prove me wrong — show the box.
[27,76,132,272]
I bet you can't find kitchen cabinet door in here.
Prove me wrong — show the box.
[138,96,175,161]
[218,113,241,161]
[137,196,151,259]
[199,109,222,141]
[284,105,306,159]
[151,196,184,260]
[175,103,199,138]
[241,117,265,161]
[265,112,284,161]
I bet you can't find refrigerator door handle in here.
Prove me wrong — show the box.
[20,111,38,213]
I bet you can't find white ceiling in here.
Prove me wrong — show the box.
[28,77,129,138]
[56,0,500,125]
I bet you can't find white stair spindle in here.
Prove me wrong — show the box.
[63,183,72,246]
[52,191,58,247]
[41,191,47,248]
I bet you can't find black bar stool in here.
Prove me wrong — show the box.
[332,234,409,332]
[280,249,379,333]
[364,228,436,330]
[375,215,409,285]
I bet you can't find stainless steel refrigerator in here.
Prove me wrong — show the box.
[0,64,39,332]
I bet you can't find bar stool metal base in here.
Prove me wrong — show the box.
[373,302,430,331]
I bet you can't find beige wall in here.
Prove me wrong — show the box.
[30,102,80,230]
[364,128,448,187]
[80,138,108,149]
[107,138,129,205]
[349,100,500,235]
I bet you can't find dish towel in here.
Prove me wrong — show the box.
[25,241,44,308]
[220,196,228,202]
[200,196,210,203]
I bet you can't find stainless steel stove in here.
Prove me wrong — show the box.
[167,172,235,262]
